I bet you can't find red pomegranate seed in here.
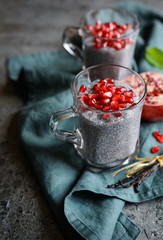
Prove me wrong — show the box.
[119,103,126,108]
[114,112,122,117]
[95,104,103,110]
[124,91,133,98]
[82,94,89,100]
[152,89,159,96]
[102,113,111,119]
[94,42,101,49]
[151,145,160,153]
[108,85,116,94]
[126,97,134,104]
[114,42,121,51]
[153,130,161,138]
[118,95,126,103]
[79,85,87,93]
[89,93,98,99]
[100,98,110,105]
[103,106,110,111]
[88,99,96,106]
[107,78,115,84]
[130,103,136,107]
[107,41,114,47]
[101,84,108,92]
[121,40,126,48]
[112,93,120,101]
[157,135,163,143]
[99,78,107,84]
[87,25,94,31]
[111,101,119,110]
[93,84,101,92]
[100,91,112,99]
[96,20,101,26]
[117,86,127,93]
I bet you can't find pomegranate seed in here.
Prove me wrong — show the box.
[119,103,126,108]
[88,99,96,106]
[94,42,101,49]
[95,104,103,110]
[79,85,87,93]
[78,97,84,103]
[99,78,107,84]
[100,91,112,99]
[114,42,121,51]
[151,145,160,153]
[111,101,119,110]
[101,84,108,92]
[152,89,159,96]
[126,97,134,104]
[153,130,161,138]
[121,40,126,48]
[114,112,122,117]
[107,78,115,84]
[124,91,133,98]
[82,94,89,100]
[89,93,98,99]
[107,85,116,94]
[93,84,101,92]
[118,95,126,103]
[107,41,114,47]
[157,135,163,143]
[112,93,120,101]
[87,25,94,31]
[102,113,111,119]
[117,86,127,93]
[101,98,110,105]
[96,20,101,26]
[103,106,110,111]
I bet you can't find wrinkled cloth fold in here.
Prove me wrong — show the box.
[7,2,163,240]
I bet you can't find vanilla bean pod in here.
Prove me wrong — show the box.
[107,161,160,193]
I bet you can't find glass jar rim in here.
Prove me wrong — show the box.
[79,7,140,40]
[71,63,147,113]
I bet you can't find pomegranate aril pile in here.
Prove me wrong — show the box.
[78,78,136,114]
[87,20,132,50]
[142,73,163,105]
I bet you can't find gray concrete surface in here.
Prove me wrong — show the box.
[0,0,163,239]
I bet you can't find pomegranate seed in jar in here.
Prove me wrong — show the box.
[79,85,87,93]
[106,78,115,84]
[102,113,111,119]
[100,98,110,105]
[111,101,119,110]
[112,93,121,101]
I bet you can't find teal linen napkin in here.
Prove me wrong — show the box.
[7,2,163,240]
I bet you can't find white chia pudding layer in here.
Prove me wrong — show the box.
[76,81,142,167]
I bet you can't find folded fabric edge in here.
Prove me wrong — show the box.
[64,200,141,240]
[117,212,141,240]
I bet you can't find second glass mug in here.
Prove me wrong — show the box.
[50,64,147,172]
[63,8,140,69]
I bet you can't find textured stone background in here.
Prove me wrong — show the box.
[0,0,163,239]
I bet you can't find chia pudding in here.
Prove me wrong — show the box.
[76,78,141,168]
[83,21,138,68]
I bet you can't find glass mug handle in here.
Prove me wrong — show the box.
[49,106,82,146]
[62,27,83,62]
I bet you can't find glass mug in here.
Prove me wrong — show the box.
[63,8,140,69]
[49,64,147,171]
